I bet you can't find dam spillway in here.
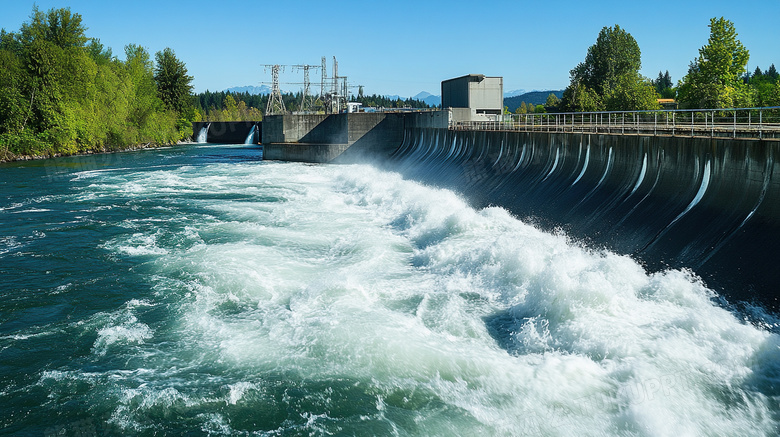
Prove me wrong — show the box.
[381,128,780,309]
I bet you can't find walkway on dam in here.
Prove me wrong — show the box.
[453,106,780,140]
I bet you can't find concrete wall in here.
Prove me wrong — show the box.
[262,114,347,145]
[192,121,260,144]
[386,128,780,309]
[469,77,503,114]
[403,111,450,129]
[263,112,410,163]
[263,143,349,163]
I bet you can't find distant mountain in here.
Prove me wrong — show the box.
[413,91,442,107]
[504,90,565,112]
[225,85,272,95]
[504,89,527,98]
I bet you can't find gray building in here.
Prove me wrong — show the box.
[441,74,503,122]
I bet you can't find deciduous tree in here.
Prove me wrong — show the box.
[561,25,659,111]
[677,17,751,109]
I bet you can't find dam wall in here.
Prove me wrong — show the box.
[263,112,414,163]
[192,121,260,144]
[385,128,780,309]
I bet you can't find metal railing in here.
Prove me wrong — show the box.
[450,107,780,140]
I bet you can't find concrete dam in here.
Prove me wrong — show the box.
[383,127,780,310]
[193,113,780,309]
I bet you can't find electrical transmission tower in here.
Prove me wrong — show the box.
[293,64,320,113]
[320,56,327,100]
[263,64,286,115]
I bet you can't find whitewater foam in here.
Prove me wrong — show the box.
[18,157,780,435]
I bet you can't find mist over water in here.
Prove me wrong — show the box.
[1,144,779,436]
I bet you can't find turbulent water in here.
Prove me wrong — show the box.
[2,144,780,436]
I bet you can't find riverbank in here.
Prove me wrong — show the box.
[0,140,194,164]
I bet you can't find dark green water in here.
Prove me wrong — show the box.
[2,144,779,436]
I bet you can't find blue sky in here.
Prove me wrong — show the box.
[2,0,779,98]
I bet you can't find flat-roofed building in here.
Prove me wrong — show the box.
[441,74,503,122]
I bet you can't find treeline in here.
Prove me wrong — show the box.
[193,90,433,121]
[559,18,780,112]
[0,7,196,161]
[195,91,264,122]
[350,93,432,109]
[505,91,564,113]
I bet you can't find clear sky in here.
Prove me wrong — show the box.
[1,0,778,98]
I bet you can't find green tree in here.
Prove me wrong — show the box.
[767,64,779,82]
[677,17,751,109]
[545,93,560,107]
[1,6,194,160]
[154,47,193,114]
[604,74,661,111]
[570,25,641,96]
[19,6,87,49]
[561,25,659,111]
[561,82,602,112]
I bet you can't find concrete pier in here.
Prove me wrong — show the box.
[261,112,414,163]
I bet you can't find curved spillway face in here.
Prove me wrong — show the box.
[387,128,780,309]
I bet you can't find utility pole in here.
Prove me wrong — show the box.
[263,64,286,115]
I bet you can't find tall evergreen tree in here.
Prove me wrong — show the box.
[154,48,193,114]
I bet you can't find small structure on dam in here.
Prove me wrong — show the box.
[442,74,504,122]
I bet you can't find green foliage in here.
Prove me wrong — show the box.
[604,75,660,111]
[561,82,602,112]
[0,6,194,161]
[505,91,564,113]
[545,93,560,108]
[154,48,193,114]
[678,17,751,109]
[571,25,641,96]
[352,94,432,110]
[747,64,780,107]
[653,71,676,99]
[193,90,431,121]
[561,25,660,112]
[20,6,88,49]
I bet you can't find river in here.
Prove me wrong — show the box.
[1,143,779,436]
